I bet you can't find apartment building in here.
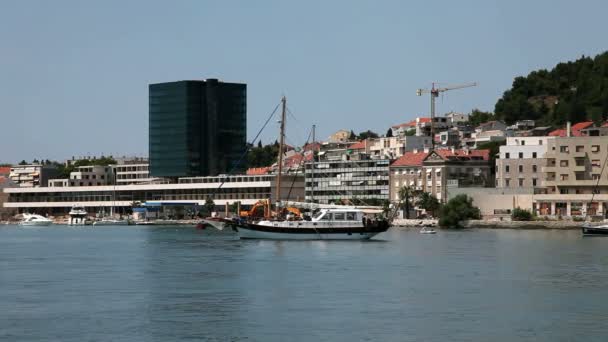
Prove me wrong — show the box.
[366,136,432,159]
[496,137,555,189]
[304,157,390,204]
[533,136,608,217]
[390,149,492,203]
[68,165,114,187]
[8,164,59,187]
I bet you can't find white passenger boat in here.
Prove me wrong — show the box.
[19,213,53,226]
[235,208,389,240]
[68,206,89,226]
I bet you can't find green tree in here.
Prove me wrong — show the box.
[404,129,416,136]
[417,192,440,217]
[358,130,379,140]
[438,194,481,228]
[512,207,533,221]
[386,128,393,137]
[494,51,608,125]
[398,186,415,219]
[349,130,357,140]
[201,197,216,217]
[19,160,27,165]
[468,109,495,127]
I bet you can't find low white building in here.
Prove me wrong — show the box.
[3,174,304,215]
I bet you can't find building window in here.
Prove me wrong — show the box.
[518,179,524,187]
[560,188,569,194]
[593,174,600,180]
[505,153,510,159]
[505,179,510,187]
[560,146,569,153]
[560,174,568,181]
[532,152,537,158]
[560,160,569,167]
[532,165,538,173]
[575,172,585,180]
[518,165,523,172]
[592,145,600,153]
[576,146,584,152]
[505,165,510,173]
[539,140,543,145]
[519,152,523,159]
[521,140,526,146]
[532,178,537,186]
[575,158,585,167]
[592,160,601,167]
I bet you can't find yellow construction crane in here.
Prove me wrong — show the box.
[416,82,477,149]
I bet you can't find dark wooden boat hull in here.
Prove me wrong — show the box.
[235,221,390,240]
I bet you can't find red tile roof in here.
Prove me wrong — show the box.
[548,129,566,137]
[283,153,313,168]
[348,140,367,150]
[548,121,594,137]
[391,151,429,167]
[246,167,271,175]
[391,149,490,167]
[572,121,594,131]
[392,121,416,129]
[303,142,321,152]
[0,166,10,175]
[392,117,430,129]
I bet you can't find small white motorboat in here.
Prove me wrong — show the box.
[420,227,437,234]
[93,219,130,226]
[19,213,53,227]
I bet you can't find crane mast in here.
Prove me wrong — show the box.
[416,82,477,150]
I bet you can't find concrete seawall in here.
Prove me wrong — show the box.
[464,220,582,230]
[392,219,583,230]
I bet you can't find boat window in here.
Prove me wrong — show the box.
[333,213,345,220]
[312,211,324,219]
[321,213,331,220]
[346,212,356,220]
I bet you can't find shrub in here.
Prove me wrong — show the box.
[511,207,533,221]
[438,194,481,228]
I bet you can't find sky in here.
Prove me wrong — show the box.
[1,0,607,163]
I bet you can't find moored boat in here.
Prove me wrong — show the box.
[581,222,608,235]
[68,206,89,226]
[93,218,131,226]
[19,213,53,227]
[234,208,389,240]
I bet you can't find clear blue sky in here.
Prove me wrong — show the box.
[1,0,606,163]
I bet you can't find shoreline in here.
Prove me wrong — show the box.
[392,219,583,230]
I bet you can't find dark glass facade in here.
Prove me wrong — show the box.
[149,79,246,177]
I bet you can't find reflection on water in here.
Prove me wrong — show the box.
[1,226,608,341]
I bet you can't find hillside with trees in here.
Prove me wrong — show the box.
[494,51,608,125]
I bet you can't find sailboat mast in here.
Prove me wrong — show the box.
[311,124,315,203]
[276,96,287,208]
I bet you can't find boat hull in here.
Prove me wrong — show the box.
[93,220,130,226]
[582,225,608,235]
[20,221,52,227]
[236,223,388,240]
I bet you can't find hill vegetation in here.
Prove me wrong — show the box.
[494,51,608,126]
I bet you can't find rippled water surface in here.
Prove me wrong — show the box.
[2,226,608,341]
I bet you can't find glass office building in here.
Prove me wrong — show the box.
[149,79,246,177]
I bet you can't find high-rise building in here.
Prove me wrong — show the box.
[149,79,246,177]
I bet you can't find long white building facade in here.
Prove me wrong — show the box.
[3,174,304,215]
